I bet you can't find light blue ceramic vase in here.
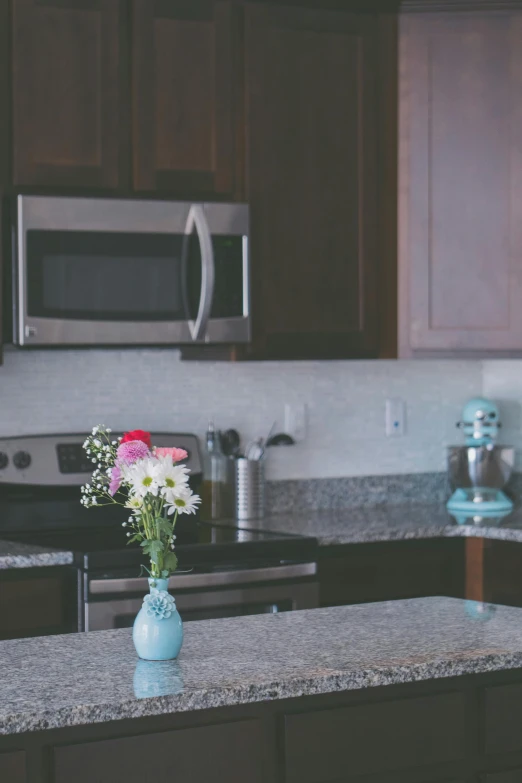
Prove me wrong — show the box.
[132,577,183,661]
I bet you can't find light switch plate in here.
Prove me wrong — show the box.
[386,398,406,437]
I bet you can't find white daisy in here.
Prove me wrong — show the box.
[124,495,143,510]
[125,459,159,498]
[166,488,201,515]
[153,457,189,494]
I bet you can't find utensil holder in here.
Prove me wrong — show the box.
[235,458,265,520]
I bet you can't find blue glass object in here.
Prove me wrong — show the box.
[132,577,183,661]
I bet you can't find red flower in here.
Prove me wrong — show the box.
[121,429,152,449]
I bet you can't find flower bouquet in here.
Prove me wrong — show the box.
[81,426,200,659]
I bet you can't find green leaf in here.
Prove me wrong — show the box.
[163,552,178,574]
[126,534,142,545]
[156,517,172,537]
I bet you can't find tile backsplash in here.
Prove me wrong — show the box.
[483,361,522,471]
[0,348,483,480]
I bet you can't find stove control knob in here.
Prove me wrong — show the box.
[0,452,8,470]
[13,451,31,470]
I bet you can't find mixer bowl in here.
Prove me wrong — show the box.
[447,445,515,490]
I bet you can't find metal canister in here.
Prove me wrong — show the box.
[235,458,265,520]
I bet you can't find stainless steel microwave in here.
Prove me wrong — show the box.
[12,195,250,346]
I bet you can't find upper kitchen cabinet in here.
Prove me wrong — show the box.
[245,4,382,359]
[399,6,522,357]
[11,0,127,190]
[132,0,239,199]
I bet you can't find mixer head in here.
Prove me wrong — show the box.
[457,397,501,446]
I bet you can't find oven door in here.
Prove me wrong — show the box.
[84,564,318,631]
[15,196,250,346]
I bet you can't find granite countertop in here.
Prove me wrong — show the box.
[0,539,74,570]
[4,503,522,572]
[246,503,522,546]
[2,596,522,735]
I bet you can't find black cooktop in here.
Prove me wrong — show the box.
[0,491,317,572]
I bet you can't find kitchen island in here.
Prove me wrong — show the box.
[3,596,522,782]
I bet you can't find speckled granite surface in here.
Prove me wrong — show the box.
[266,473,450,512]
[248,504,522,546]
[1,597,522,735]
[0,539,73,569]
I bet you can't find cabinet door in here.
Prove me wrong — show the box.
[132,0,238,197]
[12,0,125,190]
[53,720,263,783]
[399,12,522,356]
[0,568,77,640]
[246,4,379,359]
[0,751,25,783]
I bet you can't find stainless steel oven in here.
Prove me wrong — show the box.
[84,564,319,631]
[13,195,250,346]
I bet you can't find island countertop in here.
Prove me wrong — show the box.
[2,596,522,736]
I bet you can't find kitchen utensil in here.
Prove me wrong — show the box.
[266,433,295,447]
[245,438,265,461]
[220,429,241,458]
[235,458,265,520]
[447,397,514,522]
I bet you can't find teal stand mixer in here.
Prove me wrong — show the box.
[447,397,515,523]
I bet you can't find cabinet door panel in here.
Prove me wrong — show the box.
[12,0,124,189]
[284,692,466,782]
[483,772,522,783]
[0,751,25,783]
[484,683,522,756]
[53,720,263,783]
[246,4,379,359]
[133,0,237,197]
[400,12,522,354]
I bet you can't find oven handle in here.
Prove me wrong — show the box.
[185,204,215,342]
[89,563,317,595]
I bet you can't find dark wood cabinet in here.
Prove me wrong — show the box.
[0,751,25,783]
[53,720,263,783]
[245,4,381,359]
[399,8,522,357]
[483,772,522,783]
[0,568,77,640]
[464,539,522,608]
[132,0,239,198]
[319,539,465,608]
[11,0,127,190]
[284,693,466,782]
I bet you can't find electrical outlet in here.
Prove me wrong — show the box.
[285,403,308,442]
[386,398,406,437]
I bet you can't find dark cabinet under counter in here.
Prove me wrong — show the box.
[0,566,78,640]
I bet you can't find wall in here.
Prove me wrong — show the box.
[0,348,482,480]
[483,361,522,471]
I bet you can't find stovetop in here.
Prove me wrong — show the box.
[0,491,317,573]
[0,432,318,573]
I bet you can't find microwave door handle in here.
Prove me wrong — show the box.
[184,205,215,342]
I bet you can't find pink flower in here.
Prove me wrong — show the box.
[117,439,150,465]
[109,465,122,496]
[155,447,188,463]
